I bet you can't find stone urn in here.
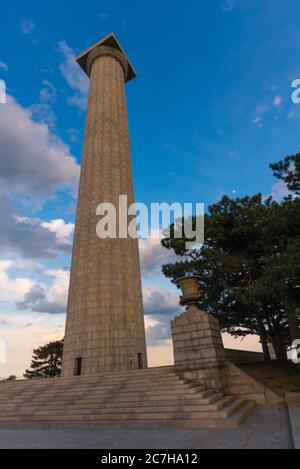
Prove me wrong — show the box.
[177,275,201,306]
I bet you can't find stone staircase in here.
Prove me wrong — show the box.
[0,366,255,429]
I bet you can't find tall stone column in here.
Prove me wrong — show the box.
[62,34,148,377]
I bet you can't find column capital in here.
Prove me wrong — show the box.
[86,45,129,81]
[76,32,136,83]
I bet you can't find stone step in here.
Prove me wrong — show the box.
[73,389,217,404]
[103,392,226,407]
[0,379,187,394]
[0,395,231,415]
[7,398,240,419]
[0,366,256,430]
[0,367,176,389]
[87,385,204,396]
[0,401,255,427]
[90,366,174,377]
[73,388,211,402]
[98,396,234,412]
[1,395,233,415]
[232,400,257,425]
[0,386,208,405]
[53,375,177,386]
[0,393,221,416]
[55,375,181,385]
[0,386,215,403]
[0,380,197,396]
[100,395,232,410]
[0,394,226,415]
[0,381,54,389]
[0,393,209,412]
[58,367,175,381]
[0,415,250,430]
[0,407,240,422]
[0,384,193,402]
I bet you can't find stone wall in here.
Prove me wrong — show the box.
[171,306,282,404]
[171,305,227,391]
[225,349,264,365]
[224,362,282,405]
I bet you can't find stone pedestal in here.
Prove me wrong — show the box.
[171,305,227,391]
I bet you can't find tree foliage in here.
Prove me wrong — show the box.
[24,340,63,379]
[162,171,300,360]
[270,151,300,194]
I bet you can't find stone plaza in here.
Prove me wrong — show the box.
[0,406,297,449]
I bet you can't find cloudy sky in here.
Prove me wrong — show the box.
[0,0,299,377]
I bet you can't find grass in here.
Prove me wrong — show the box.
[240,360,300,396]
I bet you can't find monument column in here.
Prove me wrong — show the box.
[62,34,148,377]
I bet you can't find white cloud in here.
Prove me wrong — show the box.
[252,104,268,127]
[67,94,87,110]
[46,269,70,302]
[30,102,56,129]
[269,179,290,201]
[99,13,108,20]
[29,80,57,129]
[58,40,89,111]
[0,313,65,378]
[146,318,172,347]
[67,128,80,143]
[41,219,74,247]
[0,272,264,376]
[0,260,33,303]
[147,341,174,367]
[20,19,35,35]
[58,41,88,94]
[0,60,8,71]
[0,197,73,259]
[16,275,180,319]
[143,284,182,348]
[143,284,182,318]
[255,104,268,114]
[0,96,79,201]
[220,0,236,12]
[40,79,57,104]
[252,116,263,127]
[139,236,180,278]
[273,95,283,107]
[16,269,70,315]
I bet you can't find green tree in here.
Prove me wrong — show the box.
[162,194,300,360]
[0,375,17,382]
[258,237,300,342]
[24,340,64,379]
[270,151,300,357]
[270,151,300,194]
[6,375,17,381]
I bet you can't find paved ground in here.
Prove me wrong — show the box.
[288,404,300,449]
[0,406,294,449]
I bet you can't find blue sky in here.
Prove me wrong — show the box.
[0,0,299,376]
